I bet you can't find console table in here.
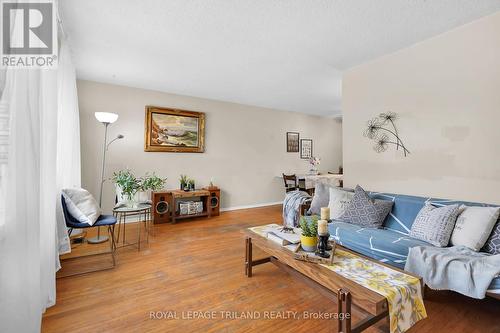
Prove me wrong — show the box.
[168,189,211,224]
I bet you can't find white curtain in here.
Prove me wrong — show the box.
[0,65,59,333]
[0,12,81,333]
[56,39,82,254]
[0,71,6,233]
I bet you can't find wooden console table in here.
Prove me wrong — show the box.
[242,228,424,333]
[168,189,211,224]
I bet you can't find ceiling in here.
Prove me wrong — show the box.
[60,0,500,116]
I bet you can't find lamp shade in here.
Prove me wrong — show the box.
[95,112,118,124]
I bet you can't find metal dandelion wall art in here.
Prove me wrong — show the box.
[363,112,410,157]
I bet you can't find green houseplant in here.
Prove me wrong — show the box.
[179,174,189,190]
[187,178,195,191]
[137,173,168,203]
[112,169,141,207]
[299,216,318,252]
[141,173,167,192]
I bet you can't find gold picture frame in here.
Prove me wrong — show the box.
[144,106,205,153]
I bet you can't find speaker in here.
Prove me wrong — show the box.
[152,191,171,224]
[206,188,220,216]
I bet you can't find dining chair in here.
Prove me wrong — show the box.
[282,174,299,192]
[60,195,117,277]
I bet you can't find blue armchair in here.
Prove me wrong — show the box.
[60,195,117,276]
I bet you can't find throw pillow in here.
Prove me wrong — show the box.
[328,187,354,219]
[308,182,329,215]
[483,219,500,255]
[338,185,393,228]
[450,206,500,251]
[409,203,460,247]
[62,188,101,225]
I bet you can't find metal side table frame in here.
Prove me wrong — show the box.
[113,203,152,251]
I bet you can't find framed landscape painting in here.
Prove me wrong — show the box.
[286,132,299,152]
[300,139,313,159]
[144,106,205,152]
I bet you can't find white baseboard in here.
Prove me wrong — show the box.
[108,201,282,224]
[220,201,282,212]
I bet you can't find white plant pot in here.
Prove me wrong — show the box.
[115,185,126,203]
[136,190,151,203]
[126,199,138,208]
[116,185,141,207]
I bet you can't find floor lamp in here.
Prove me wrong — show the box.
[88,112,124,244]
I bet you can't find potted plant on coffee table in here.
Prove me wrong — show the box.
[299,216,318,252]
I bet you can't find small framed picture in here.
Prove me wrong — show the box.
[286,132,299,152]
[300,139,313,159]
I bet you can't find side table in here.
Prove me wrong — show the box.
[113,203,152,251]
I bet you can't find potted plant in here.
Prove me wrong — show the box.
[179,174,188,190]
[138,173,167,202]
[299,216,318,252]
[187,178,195,191]
[112,169,141,208]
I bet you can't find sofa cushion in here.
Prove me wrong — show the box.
[483,220,500,255]
[409,203,460,247]
[328,220,432,269]
[308,182,329,215]
[450,206,500,251]
[489,276,500,291]
[339,185,393,228]
[328,187,354,219]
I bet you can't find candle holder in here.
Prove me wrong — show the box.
[316,234,330,258]
[325,233,333,250]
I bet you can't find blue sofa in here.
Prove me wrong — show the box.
[320,191,500,294]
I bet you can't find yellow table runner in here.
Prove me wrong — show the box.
[248,225,427,333]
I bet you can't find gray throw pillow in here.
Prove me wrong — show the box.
[409,203,460,247]
[308,182,329,215]
[483,220,500,255]
[338,185,393,228]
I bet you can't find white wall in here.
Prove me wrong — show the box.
[78,80,343,213]
[343,12,500,204]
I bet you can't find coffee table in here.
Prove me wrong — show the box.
[243,227,424,333]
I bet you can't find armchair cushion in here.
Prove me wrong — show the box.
[62,188,101,226]
[65,214,117,229]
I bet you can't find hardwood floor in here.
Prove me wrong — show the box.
[43,205,500,333]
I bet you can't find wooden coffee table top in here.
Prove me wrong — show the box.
[243,227,422,316]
